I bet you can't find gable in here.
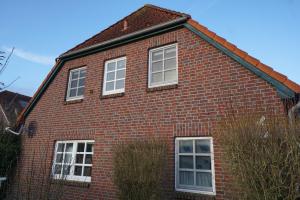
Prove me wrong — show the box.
[17,5,300,123]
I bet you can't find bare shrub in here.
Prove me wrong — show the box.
[113,139,167,200]
[5,143,68,200]
[215,113,300,200]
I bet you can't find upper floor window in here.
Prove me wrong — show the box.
[103,57,126,95]
[175,137,216,195]
[52,140,94,182]
[66,67,86,101]
[148,43,178,88]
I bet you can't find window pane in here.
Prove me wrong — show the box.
[116,69,125,79]
[71,71,79,79]
[57,143,65,152]
[83,166,92,176]
[78,78,85,87]
[56,153,63,163]
[77,143,85,152]
[79,69,86,78]
[74,166,82,176]
[179,171,194,185]
[196,156,211,170]
[196,140,210,153]
[77,87,84,96]
[65,143,73,152]
[152,50,163,61]
[116,79,125,90]
[164,69,177,82]
[106,81,115,91]
[179,156,193,169]
[107,62,116,71]
[69,89,77,97]
[76,154,84,164]
[64,154,72,164]
[86,143,93,153]
[117,59,126,69]
[152,61,163,72]
[106,71,115,81]
[62,165,70,175]
[179,140,193,153]
[54,164,62,175]
[164,58,176,70]
[196,172,212,187]
[164,46,176,59]
[70,80,78,88]
[151,72,163,83]
[85,154,92,164]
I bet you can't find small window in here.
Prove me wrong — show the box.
[52,140,94,182]
[103,57,126,95]
[149,44,178,88]
[175,137,216,195]
[66,67,86,101]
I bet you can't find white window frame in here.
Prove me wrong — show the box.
[66,67,86,101]
[52,140,94,182]
[175,137,216,195]
[148,43,178,88]
[102,57,126,95]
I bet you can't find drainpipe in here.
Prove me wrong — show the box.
[5,127,21,135]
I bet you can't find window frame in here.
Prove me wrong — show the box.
[66,67,87,101]
[175,137,216,195]
[102,57,127,96]
[148,43,178,88]
[52,140,94,182]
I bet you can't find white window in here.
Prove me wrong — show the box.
[103,57,126,95]
[148,43,178,88]
[66,67,86,101]
[175,137,216,195]
[52,140,94,182]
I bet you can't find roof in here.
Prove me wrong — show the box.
[17,4,300,124]
[62,4,190,56]
[0,90,31,124]
[187,19,300,94]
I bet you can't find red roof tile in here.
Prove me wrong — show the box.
[187,19,300,93]
[63,4,190,55]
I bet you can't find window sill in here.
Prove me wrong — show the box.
[147,84,178,92]
[51,179,90,188]
[100,92,125,99]
[64,99,83,105]
[175,190,216,200]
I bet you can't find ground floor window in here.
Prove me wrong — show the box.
[175,137,215,195]
[52,140,94,182]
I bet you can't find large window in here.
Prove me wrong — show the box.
[66,67,86,101]
[175,137,215,195]
[52,140,94,182]
[103,57,126,95]
[148,43,178,88]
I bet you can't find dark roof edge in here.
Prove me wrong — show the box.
[59,16,189,60]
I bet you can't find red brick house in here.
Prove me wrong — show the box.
[15,4,300,200]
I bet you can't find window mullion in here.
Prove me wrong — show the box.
[70,142,77,177]
[162,49,165,81]
[114,63,117,90]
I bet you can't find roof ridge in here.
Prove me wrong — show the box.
[63,4,188,56]
[144,4,191,18]
[187,19,300,93]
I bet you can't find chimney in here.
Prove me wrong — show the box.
[123,20,128,31]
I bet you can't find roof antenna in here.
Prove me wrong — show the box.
[123,20,128,31]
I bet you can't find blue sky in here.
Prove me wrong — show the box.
[1,0,299,96]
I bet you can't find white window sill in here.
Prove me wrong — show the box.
[66,96,84,102]
[148,81,178,89]
[102,89,124,96]
[53,175,91,183]
[175,188,216,196]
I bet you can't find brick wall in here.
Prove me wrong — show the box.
[17,27,284,200]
